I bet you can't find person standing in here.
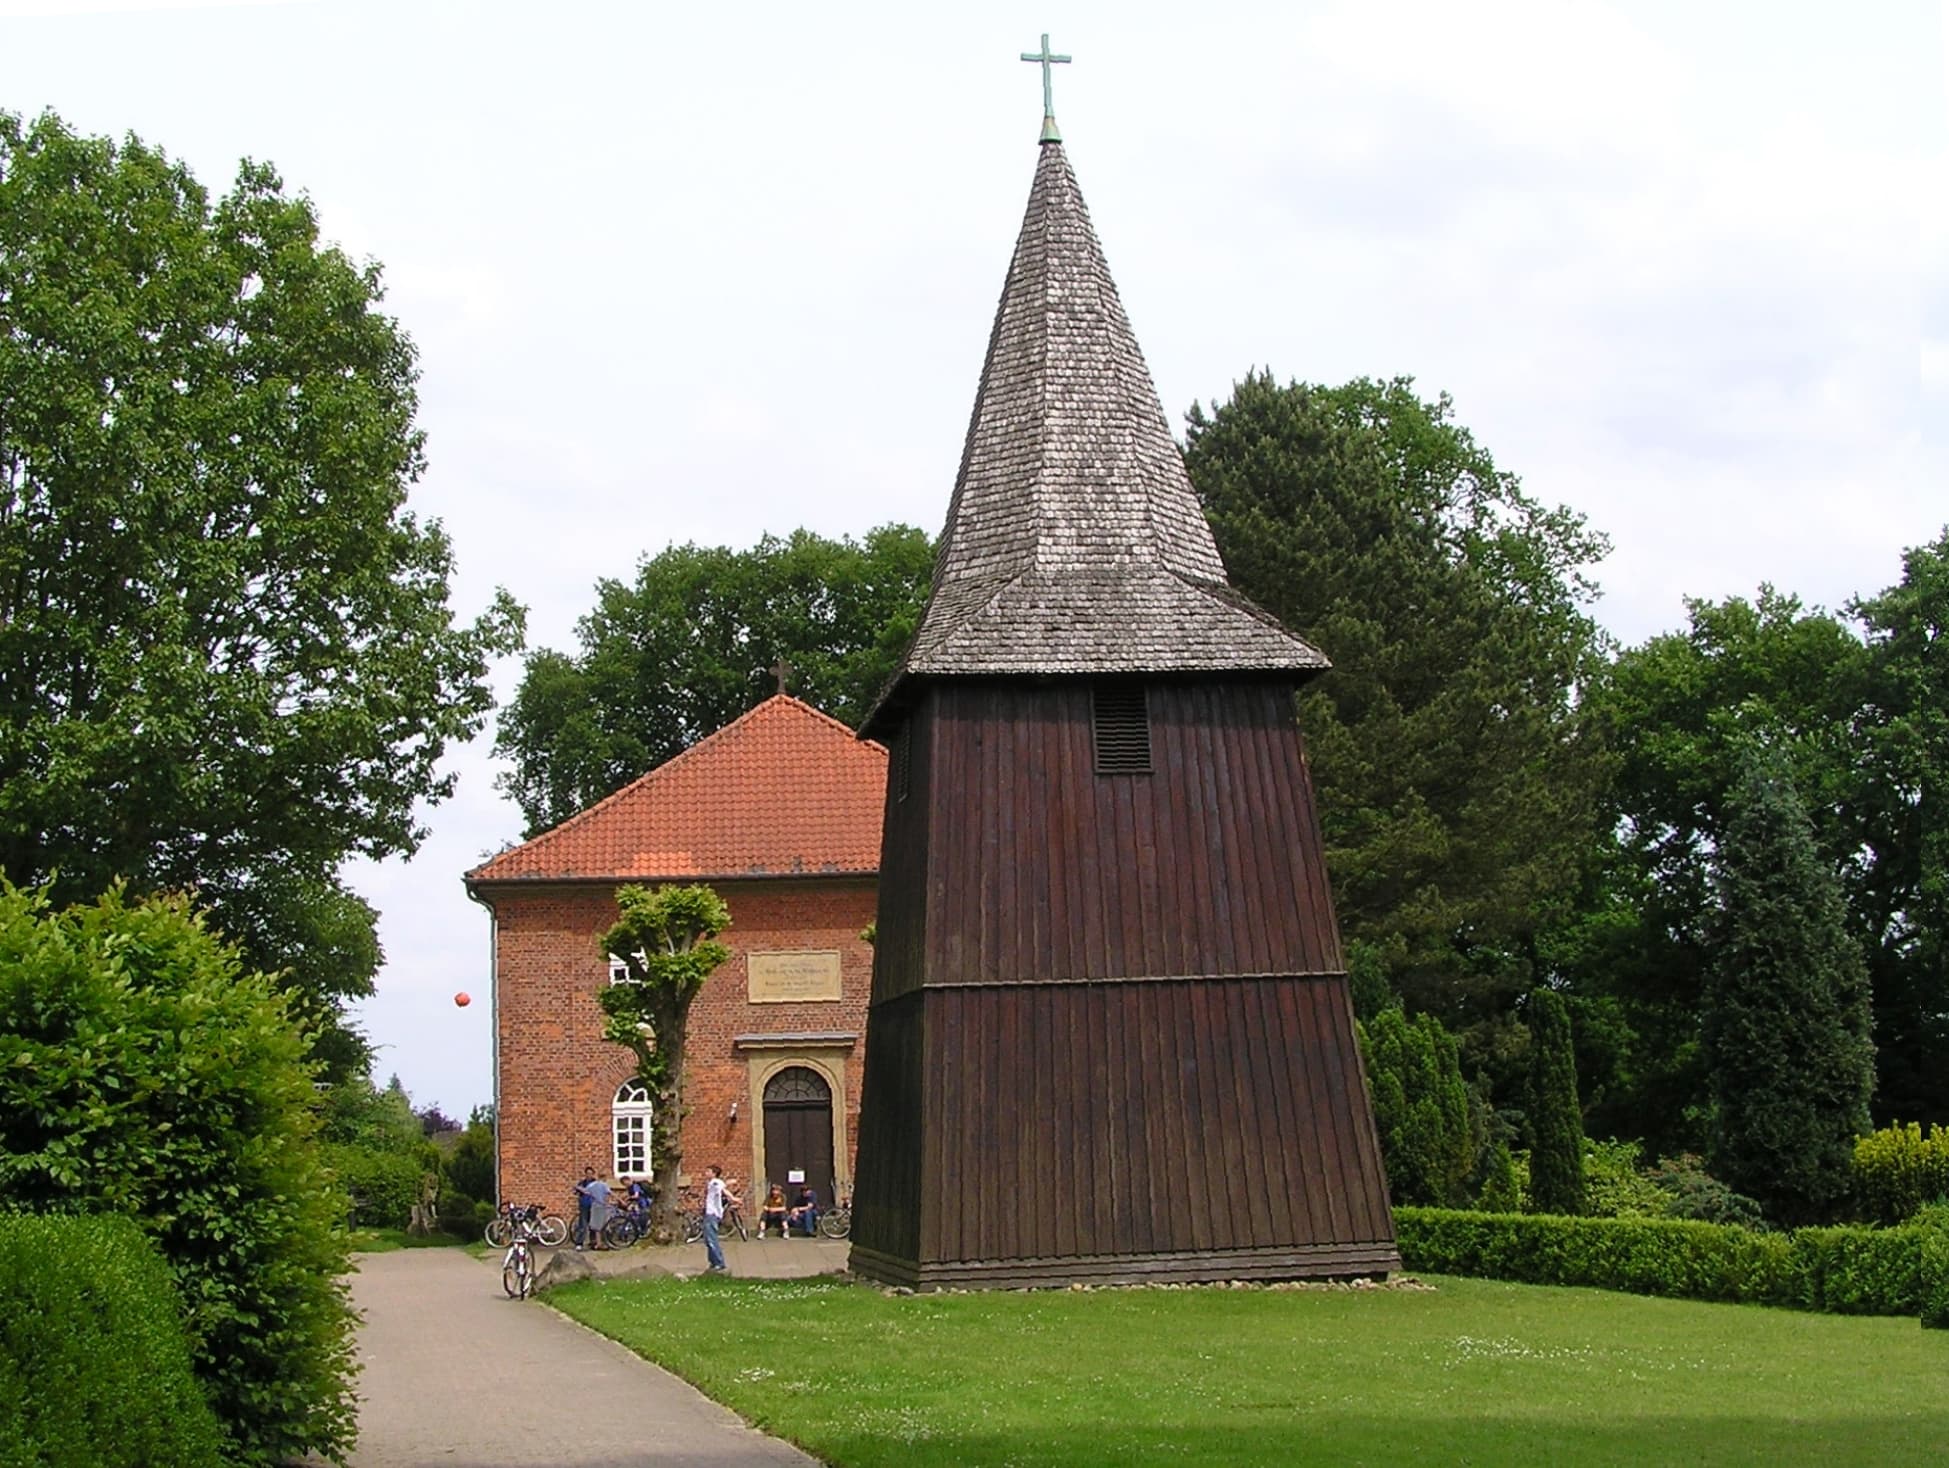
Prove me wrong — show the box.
[702,1164,739,1273]
[574,1167,611,1250]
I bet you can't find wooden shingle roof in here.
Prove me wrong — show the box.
[864,139,1326,736]
[465,696,886,885]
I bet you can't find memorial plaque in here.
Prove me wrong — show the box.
[748,949,843,1003]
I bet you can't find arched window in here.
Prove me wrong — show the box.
[612,1080,653,1178]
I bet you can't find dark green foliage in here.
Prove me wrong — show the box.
[0,884,355,1465]
[1525,989,1585,1214]
[1647,1155,1768,1229]
[1848,533,1949,1127]
[0,110,523,1069]
[1360,1009,1475,1205]
[1706,748,1875,1224]
[1476,1141,1521,1212]
[600,884,733,1233]
[445,1115,496,1204]
[495,525,934,834]
[1852,1122,1949,1224]
[1184,374,1610,1034]
[1396,1207,1934,1318]
[1915,1206,1949,1330]
[0,1212,225,1467]
[323,1143,422,1229]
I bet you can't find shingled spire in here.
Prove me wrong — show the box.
[867,141,1325,737]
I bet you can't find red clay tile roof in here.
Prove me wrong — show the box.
[466,696,886,883]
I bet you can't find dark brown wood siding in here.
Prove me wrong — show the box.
[851,678,1396,1288]
[901,680,1343,988]
[913,976,1391,1264]
[850,989,925,1263]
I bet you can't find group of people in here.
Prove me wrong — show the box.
[756,1182,821,1239]
[571,1167,650,1250]
[571,1165,819,1276]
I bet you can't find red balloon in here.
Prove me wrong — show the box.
[454,992,471,1008]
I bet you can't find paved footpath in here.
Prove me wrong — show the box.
[344,1248,820,1468]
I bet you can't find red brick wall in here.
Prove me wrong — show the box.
[480,876,876,1212]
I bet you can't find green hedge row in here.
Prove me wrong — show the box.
[0,1213,226,1467]
[1395,1206,1942,1320]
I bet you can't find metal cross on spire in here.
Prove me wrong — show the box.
[1020,32,1072,143]
[770,656,795,696]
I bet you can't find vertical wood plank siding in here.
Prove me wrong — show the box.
[850,678,1399,1287]
[888,680,1346,989]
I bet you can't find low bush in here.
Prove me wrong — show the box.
[0,1212,226,1467]
[1396,1207,1934,1318]
[326,1143,424,1230]
[1648,1153,1767,1228]
[0,884,355,1465]
[1853,1122,1949,1224]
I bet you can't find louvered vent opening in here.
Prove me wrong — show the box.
[1093,684,1152,775]
[894,722,912,801]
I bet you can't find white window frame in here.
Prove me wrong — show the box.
[612,1079,653,1179]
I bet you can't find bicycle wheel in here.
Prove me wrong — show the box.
[485,1216,512,1248]
[819,1209,851,1239]
[681,1210,705,1245]
[502,1246,526,1298]
[537,1213,568,1246]
[602,1215,639,1249]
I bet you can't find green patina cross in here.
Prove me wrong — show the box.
[1020,32,1072,141]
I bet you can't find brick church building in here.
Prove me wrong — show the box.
[464,694,885,1213]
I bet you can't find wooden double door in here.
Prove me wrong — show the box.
[762,1066,834,1209]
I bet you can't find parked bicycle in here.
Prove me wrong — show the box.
[500,1205,547,1299]
[601,1193,653,1249]
[486,1200,567,1248]
[818,1181,853,1239]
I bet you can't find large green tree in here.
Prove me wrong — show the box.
[495,525,933,835]
[1849,531,1949,1126]
[0,111,523,1061]
[1570,589,1871,1151]
[1183,373,1611,1045]
[1704,747,1874,1224]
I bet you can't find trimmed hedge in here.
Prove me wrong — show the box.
[1396,1207,1939,1319]
[0,1212,225,1467]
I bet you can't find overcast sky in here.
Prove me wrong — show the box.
[6,0,1943,1116]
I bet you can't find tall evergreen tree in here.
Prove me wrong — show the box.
[1184,374,1610,1045]
[1526,988,1586,1214]
[1704,747,1875,1223]
[1360,1008,1475,1206]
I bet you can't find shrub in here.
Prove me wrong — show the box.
[446,1116,496,1203]
[1361,1008,1474,1206]
[325,1143,424,1229]
[1650,1153,1768,1228]
[1852,1122,1949,1224]
[1477,1141,1521,1212]
[0,884,355,1465]
[0,1212,225,1467]
[1581,1138,1668,1219]
[1395,1206,1933,1318]
[1526,989,1585,1214]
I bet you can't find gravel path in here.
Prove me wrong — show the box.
[343,1249,817,1468]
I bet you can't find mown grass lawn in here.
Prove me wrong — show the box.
[548,1273,1946,1466]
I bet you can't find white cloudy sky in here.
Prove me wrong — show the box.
[6,0,1943,1115]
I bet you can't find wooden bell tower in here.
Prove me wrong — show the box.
[849,65,1398,1289]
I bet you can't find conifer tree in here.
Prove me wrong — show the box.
[1704,747,1874,1224]
[1526,988,1586,1214]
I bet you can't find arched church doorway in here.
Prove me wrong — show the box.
[762,1065,834,1210]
